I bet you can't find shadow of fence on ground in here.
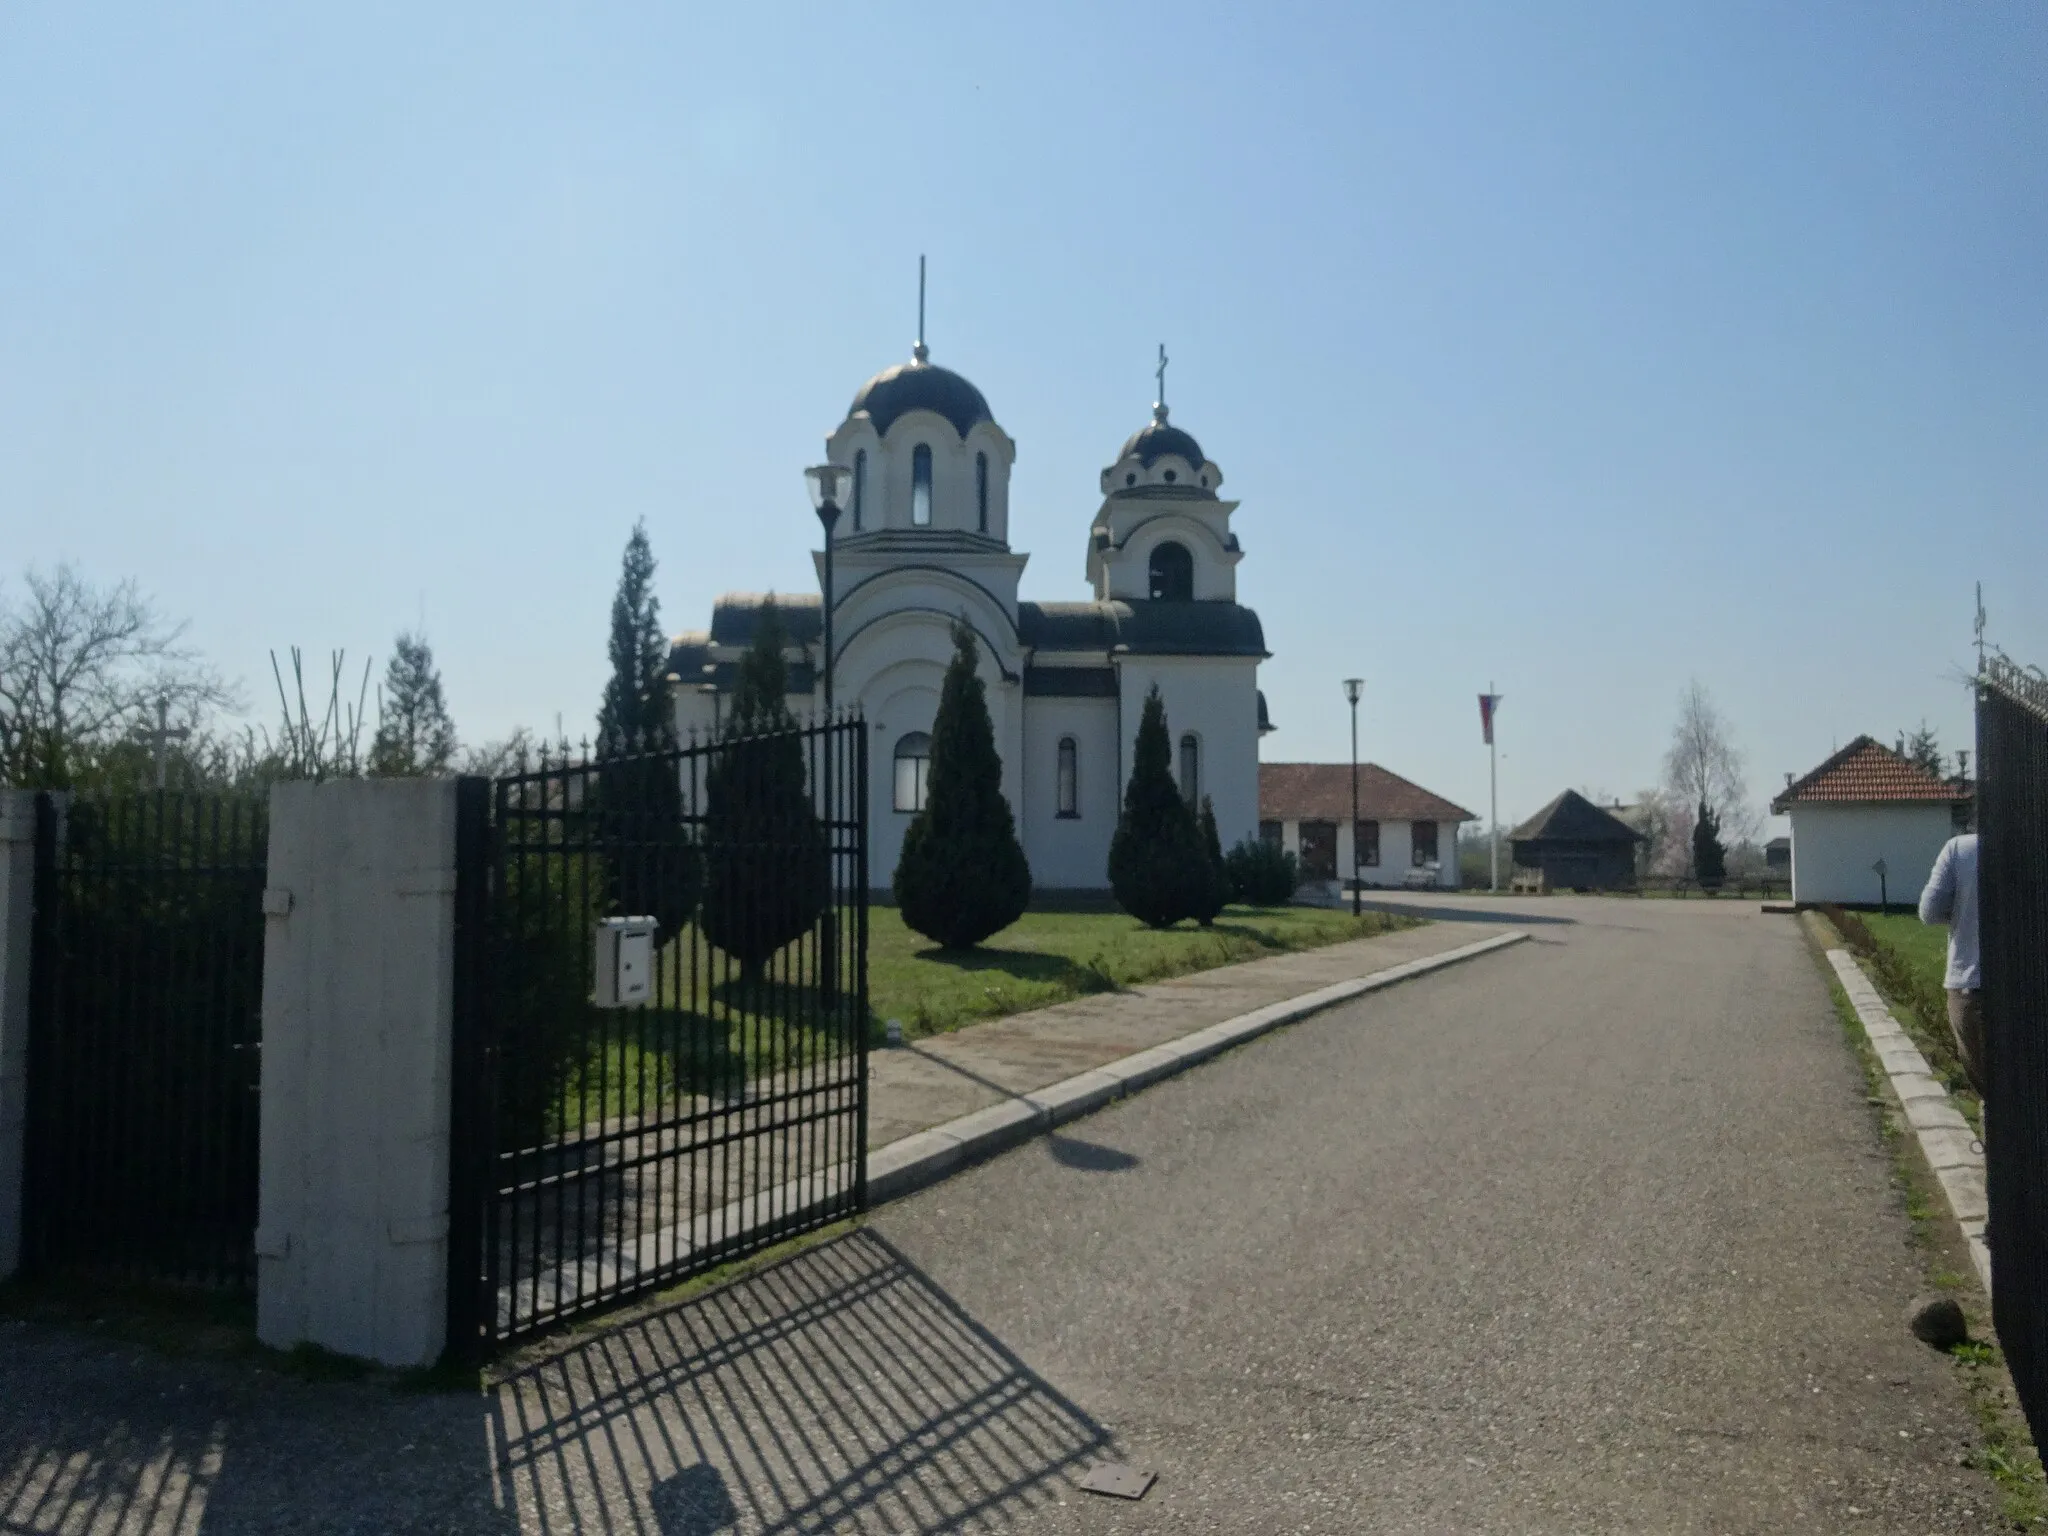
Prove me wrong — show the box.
[1353,898,1578,927]
[490,1228,1114,1534]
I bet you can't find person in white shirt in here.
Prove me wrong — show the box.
[1918,829,1983,1097]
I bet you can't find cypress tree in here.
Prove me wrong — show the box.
[894,620,1032,948]
[1107,687,1211,928]
[593,522,694,935]
[597,520,668,754]
[699,600,828,979]
[369,631,457,776]
[1692,797,1726,888]
[1192,795,1230,926]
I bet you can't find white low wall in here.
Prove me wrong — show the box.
[0,791,40,1280]
[1789,802,1956,907]
[256,778,460,1368]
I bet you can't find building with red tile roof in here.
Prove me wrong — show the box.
[1770,735,1972,907]
[1258,762,1475,891]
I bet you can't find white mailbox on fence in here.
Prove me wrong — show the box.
[592,916,657,1008]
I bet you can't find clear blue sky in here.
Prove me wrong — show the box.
[4,2,2043,831]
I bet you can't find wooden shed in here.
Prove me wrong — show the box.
[1510,790,1645,890]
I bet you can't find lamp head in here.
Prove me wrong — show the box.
[1343,677,1365,706]
[804,463,853,521]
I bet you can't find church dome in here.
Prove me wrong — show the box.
[1117,409,1205,469]
[848,353,993,439]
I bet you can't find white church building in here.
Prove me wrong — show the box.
[667,339,1272,894]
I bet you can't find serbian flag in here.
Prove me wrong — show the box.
[1479,693,1501,745]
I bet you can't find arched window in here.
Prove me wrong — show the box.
[851,449,867,531]
[976,452,989,533]
[893,732,932,812]
[1056,737,1078,818]
[911,444,933,527]
[1149,541,1193,601]
[1179,733,1200,804]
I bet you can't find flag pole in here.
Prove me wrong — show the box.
[1489,679,1499,893]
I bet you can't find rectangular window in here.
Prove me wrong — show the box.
[1056,738,1078,817]
[1299,820,1337,881]
[1412,820,1439,865]
[1178,734,1199,804]
[1355,819,1379,867]
[911,444,933,527]
[894,755,929,813]
[893,732,932,812]
[1259,819,1282,846]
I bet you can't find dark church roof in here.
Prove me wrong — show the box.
[848,360,993,439]
[671,593,1267,688]
[1510,789,1645,844]
[704,593,821,649]
[1018,600,1266,657]
[1117,417,1207,469]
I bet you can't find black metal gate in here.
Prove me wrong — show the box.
[23,791,268,1291]
[1980,657,2048,1449]
[448,718,869,1353]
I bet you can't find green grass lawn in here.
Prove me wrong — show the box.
[1860,911,1950,995]
[870,904,1417,1039]
[1829,905,1977,1129]
[527,904,1419,1139]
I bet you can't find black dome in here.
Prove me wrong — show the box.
[1118,418,1206,468]
[848,360,993,438]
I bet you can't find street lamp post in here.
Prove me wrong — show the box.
[804,464,853,713]
[1343,678,1364,917]
[804,464,853,1000]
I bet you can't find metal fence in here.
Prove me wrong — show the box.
[1980,657,2048,1450]
[23,791,268,1291]
[447,717,869,1354]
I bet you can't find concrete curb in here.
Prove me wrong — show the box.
[1827,949,1992,1296]
[867,930,1531,1205]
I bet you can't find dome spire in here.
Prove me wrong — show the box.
[912,254,929,365]
[1153,342,1169,423]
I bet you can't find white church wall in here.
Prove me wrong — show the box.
[854,642,1023,894]
[1116,658,1260,853]
[826,409,1015,541]
[1098,511,1239,603]
[1020,697,1121,890]
[833,567,1022,645]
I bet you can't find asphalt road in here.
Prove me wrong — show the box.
[0,896,2004,1533]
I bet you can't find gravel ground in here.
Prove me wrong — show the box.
[0,895,2004,1532]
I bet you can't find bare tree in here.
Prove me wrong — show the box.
[0,566,233,788]
[1662,679,1757,845]
[460,726,539,780]
[267,647,373,782]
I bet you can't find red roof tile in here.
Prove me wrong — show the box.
[1259,762,1475,824]
[1770,735,1970,812]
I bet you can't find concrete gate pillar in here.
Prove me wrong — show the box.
[0,790,44,1282]
[256,778,460,1368]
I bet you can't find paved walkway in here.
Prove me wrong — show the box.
[866,916,1507,1148]
[0,895,2005,1532]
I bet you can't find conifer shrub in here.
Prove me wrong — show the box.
[1692,798,1727,888]
[1192,795,1230,926]
[1107,687,1212,928]
[593,521,697,935]
[894,621,1033,948]
[698,601,829,980]
[1225,836,1300,906]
